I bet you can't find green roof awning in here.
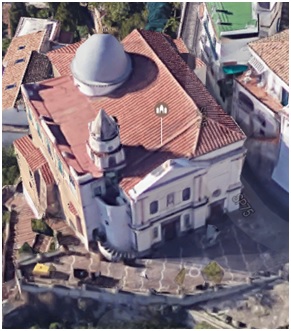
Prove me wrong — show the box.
[206,2,258,36]
[223,65,248,75]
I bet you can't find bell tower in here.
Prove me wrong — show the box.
[86,109,126,171]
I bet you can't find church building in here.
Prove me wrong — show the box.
[14,30,246,261]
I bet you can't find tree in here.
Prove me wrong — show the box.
[48,2,60,18]
[2,146,20,186]
[55,2,76,32]
[9,2,28,36]
[90,2,147,40]
[36,9,51,19]
[26,5,38,18]
[2,38,11,58]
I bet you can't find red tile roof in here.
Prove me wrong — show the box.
[47,41,84,76]
[23,29,245,193]
[2,31,46,109]
[40,163,55,185]
[248,29,289,85]
[13,135,55,185]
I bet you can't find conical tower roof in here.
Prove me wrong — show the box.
[90,109,118,141]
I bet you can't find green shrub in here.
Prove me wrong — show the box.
[2,146,20,186]
[31,219,54,237]
[48,240,56,252]
[19,242,34,255]
[195,321,217,329]
[201,261,224,285]
[2,210,10,225]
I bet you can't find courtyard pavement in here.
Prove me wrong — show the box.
[4,178,288,296]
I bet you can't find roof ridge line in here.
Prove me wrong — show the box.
[138,30,244,137]
[136,29,203,119]
[206,116,245,137]
[126,117,201,170]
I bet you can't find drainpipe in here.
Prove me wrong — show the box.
[177,2,187,38]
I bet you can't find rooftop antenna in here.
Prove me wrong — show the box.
[155,102,169,146]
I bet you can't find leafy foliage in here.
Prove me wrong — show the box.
[2,146,20,186]
[195,321,218,329]
[146,2,181,37]
[49,322,61,329]
[9,2,28,37]
[2,210,10,225]
[201,261,225,285]
[90,2,148,40]
[31,219,54,237]
[55,2,76,32]
[19,242,34,255]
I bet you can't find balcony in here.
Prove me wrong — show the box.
[236,70,284,114]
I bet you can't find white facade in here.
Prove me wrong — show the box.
[272,107,289,191]
[75,139,246,259]
[127,143,245,254]
[199,2,282,109]
[232,37,289,192]
[254,2,283,37]
[232,80,279,138]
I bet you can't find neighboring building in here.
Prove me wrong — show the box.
[198,2,283,111]
[232,30,289,192]
[15,17,61,42]
[2,17,75,140]
[15,30,246,261]
[14,135,60,218]
[2,31,51,127]
[15,17,75,50]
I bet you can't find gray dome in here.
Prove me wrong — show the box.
[71,34,132,85]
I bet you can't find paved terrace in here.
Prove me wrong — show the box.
[5,193,287,296]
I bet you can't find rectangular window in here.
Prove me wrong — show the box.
[281,88,289,107]
[5,84,16,90]
[27,107,32,121]
[18,45,25,50]
[57,157,63,175]
[167,193,175,206]
[150,201,158,214]
[182,187,191,201]
[36,123,42,139]
[47,139,52,157]
[153,227,158,239]
[15,58,25,64]
[69,175,75,191]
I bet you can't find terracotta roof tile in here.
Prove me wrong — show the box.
[248,29,289,85]
[47,41,84,76]
[2,31,46,109]
[172,38,189,54]
[68,202,78,216]
[40,163,55,185]
[23,29,245,193]
[13,135,54,185]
